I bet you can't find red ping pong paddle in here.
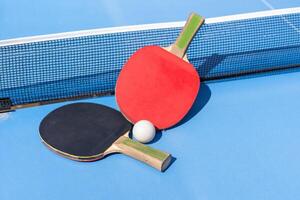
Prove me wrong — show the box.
[116,13,205,129]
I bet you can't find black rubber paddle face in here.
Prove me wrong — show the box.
[39,103,132,157]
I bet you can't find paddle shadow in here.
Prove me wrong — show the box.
[170,83,211,129]
[165,53,224,129]
[192,53,226,79]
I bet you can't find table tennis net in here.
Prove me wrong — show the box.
[0,8,300,110]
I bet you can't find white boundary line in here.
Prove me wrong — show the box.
[260,0,276,10]
[260,1,300,34]
[0,7,299,47]
[0,113,10,121]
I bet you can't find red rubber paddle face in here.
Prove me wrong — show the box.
[116,46,200,129]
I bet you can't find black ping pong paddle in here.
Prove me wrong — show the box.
[39,103,172,171]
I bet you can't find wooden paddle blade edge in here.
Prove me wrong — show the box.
[41,139,105,162]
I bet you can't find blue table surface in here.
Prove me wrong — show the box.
[1,0,300,200]
[0,0,299,40]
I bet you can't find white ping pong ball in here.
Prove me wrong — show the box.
[132,120,156,143]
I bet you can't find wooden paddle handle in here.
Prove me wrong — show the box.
[170,13,205,58]
[114,136,172,171]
